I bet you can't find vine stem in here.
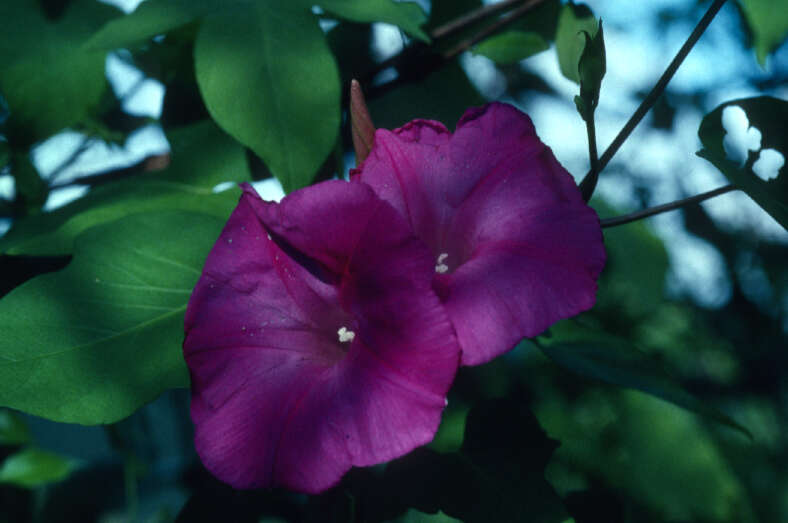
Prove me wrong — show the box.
[443,0,547,60]
[590,0,727,177]
[430,0,530,41]
[579,109,599,201]
[600,184,736,228]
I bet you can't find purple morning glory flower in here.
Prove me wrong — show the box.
[183,181,460,494]
[353,102,606,366]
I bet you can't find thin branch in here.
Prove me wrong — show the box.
[443,0,547,60]
[46,138,95,184]
[360,0,545,92]
[48,153,170,191]
[430,0,529,40]
[46,75,150,185]
[600,184,736,228]
[590,0,727,177]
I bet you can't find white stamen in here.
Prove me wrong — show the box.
[435,252,449,274]
[337,326,355,343]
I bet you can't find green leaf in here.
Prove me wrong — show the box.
[0,211,224,424]
[0,0,121,141]
[738,0,788,65]
[161,120,252,187]
[593,198,669,317]
[537,389,751,522]
[86,0,224,50]
[697,96,788,229]
[195,3,340,192]
[316,0,429,42]
[0,121,249,256]
[0,448,75,488]
[554,2,597,84]
[0,409,31,446]
[472,31,549,65]
[538,325,752,439]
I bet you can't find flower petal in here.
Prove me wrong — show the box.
[354,102,605,365]
[184,182,459,493]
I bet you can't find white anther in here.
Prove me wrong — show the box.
[337,326,355,343]
[435,252,449,274]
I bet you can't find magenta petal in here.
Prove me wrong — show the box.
[184,182,459,493]
[354,102,606,366]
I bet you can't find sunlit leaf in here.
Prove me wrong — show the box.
[0,211,224,424]
[473,31,549,64]
[697,96,788,230]
[195,3,340,192]
[554,2,597,84]
[539,324,752,439]
[0,448,75,488]
[0,409,31,446]
[316,0,429,42]
[738,0,788,65]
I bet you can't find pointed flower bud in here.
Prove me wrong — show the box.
[350,79,376,165]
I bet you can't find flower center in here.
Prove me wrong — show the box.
[337,326,355,343]
[435,253,449,274]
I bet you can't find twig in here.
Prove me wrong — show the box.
[46,74,150,185]
[443,0,547,60]
[431,0,529,40]
[47,138,95,184]
[360,0,545,92]
[48,153,170,191]
[600,184,736,228]
[591,0,727,176]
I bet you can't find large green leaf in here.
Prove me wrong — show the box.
[0,448,75,488]
[697,96,788,230]
[0,0,121,141]
[0,211,223,424]
[0,121,249,256]
[473,31,549,65]
[738,0,788,65]
[554,2,597,84]
[195,3,340,192]
[538,323,752,439]
[316,0,429,42]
